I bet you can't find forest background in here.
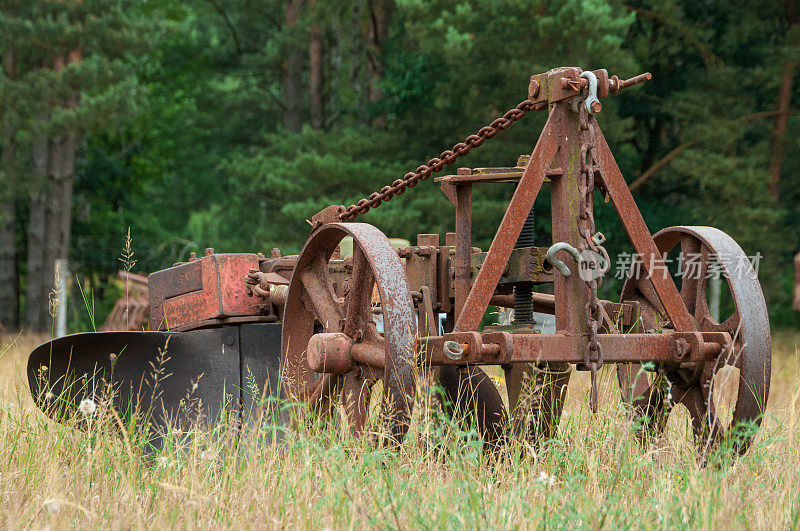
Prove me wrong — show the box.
[1,0,798,333]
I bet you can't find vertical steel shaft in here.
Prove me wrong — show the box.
[513,207,536,325]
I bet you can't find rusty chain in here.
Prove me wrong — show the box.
[338,99,541,221]
[578,107,609,415]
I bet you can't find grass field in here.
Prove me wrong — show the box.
[0,331,798,528]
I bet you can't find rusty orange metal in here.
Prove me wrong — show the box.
[149,251,266,331]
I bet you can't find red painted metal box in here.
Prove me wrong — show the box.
[149,252,263,331]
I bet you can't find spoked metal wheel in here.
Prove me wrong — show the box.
[617,226,771,457]
[281,223,417,443]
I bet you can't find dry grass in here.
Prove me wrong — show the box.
[0,330,799,528]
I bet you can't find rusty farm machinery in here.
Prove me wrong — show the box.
[28,67,771,457]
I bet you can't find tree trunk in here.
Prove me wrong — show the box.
[0,198,18,331]
[309,10,323,129]
[283,0,304,132]
[23,49,82,333]
[769,1,799,197]
[25,136,51,332]
[365,0,391,105]
[768,59,797,197]
[0,49,19,330]
[0,140,18,330]
[24,132,79,333]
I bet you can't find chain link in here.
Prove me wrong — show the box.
[338,99,540,221]
[578,107,609,414]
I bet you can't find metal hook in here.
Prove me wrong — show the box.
[546,242,581,277]
[580,71,602,114]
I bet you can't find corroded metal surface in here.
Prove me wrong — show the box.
[149,252,268,331]
[281,222,417,442]
[419,331,724,365]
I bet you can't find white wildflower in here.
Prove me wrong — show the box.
[537,470,556,488]
[78,398,97,417]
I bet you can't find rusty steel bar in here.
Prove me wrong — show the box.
[551,104,589,347]
[422,332,727,366]
[566,72,652,94]
[454,184,472,321]
[613,72,652,92]
[310,332,726,373]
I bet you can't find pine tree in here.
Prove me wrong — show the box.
[0,0,156,332]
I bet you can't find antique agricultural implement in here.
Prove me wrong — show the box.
[28,67,771,456]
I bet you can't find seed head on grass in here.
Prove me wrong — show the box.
[78,398,97,418]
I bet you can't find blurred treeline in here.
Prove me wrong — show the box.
[0,0,798,332]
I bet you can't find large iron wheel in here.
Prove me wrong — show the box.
[282,223,418,443]
[618,226,771,457]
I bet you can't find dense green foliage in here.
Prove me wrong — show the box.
[1,0,799,330]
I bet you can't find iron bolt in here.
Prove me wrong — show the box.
[529,79,540,98]
[225,336,234,346]
[559,77,581,91]
[675,338,691,360]
[205,247,215,256]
